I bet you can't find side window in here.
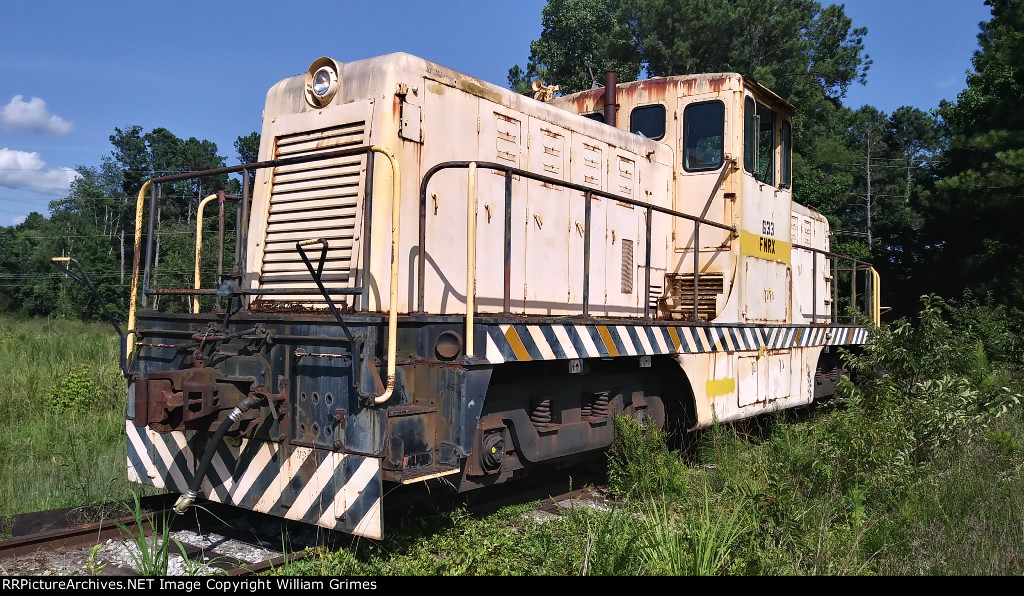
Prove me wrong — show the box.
[743,97,775,185]
[583,112,605,123]
[744,98,756,176]
[781,120,792,189]
[683,101,724,172]
[630,104,666,140]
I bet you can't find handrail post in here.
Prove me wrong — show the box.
[127,179,152,360]
[811,250,817,324]
[361,152,375,311]
[193,193,219,314]
[367,146,401,405]
[583,191,592,317]
[142,183,159,308]
[873,268,881,326]
[863,267,870,319]
[503,170,512,314]
[466,163,477,358]
[216,191,225,311]
[850,263,857,325]
[831,256,838,324]
[644,206,652,319]
[693,222,700,321]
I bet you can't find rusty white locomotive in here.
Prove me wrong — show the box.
[77,53,878,539]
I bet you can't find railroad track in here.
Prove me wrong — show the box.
[0,464,613,576]
[0,495,323,576]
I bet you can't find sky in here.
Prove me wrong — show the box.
[0,0,995,227]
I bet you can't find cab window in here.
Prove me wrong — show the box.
[744,97,775,185]
[683,101,724,172]
[630,104,666,140]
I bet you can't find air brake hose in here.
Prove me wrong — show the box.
[172,394,264,515]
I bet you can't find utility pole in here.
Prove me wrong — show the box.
[865,128,873,248]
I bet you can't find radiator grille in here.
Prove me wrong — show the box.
[258,122,367,300]
[661,272,724,321]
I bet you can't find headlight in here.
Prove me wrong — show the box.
[304,58,340,107]
[312,67,334,98]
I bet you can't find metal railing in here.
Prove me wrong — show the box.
[794,243,880,326]
[129,152,880,332]
[416,160,737,320]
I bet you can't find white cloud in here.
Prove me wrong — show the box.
[0,148,80,195]
[11,215,26,226]
[0,95,74,135]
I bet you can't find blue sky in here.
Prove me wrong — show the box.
[0,0,994,226]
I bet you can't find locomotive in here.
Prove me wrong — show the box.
[80,53,878,539]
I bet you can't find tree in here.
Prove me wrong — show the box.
[508,0,641,95]
[510,0,869,99]
[234,132,260,166]
[926,0,1024,307]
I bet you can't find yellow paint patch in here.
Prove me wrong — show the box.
[706,378,736,397]
[457,79,505,105]
[504,326,532,361]
[597,326,620,357]
[740,231,791,263]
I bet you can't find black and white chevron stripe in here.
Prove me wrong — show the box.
[484,323,868,363]
[125,422,382,539]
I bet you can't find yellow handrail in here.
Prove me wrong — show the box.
[369,145,400,405]
[127,180,152,364]
[871,268,881,327]
[193,194,219,314]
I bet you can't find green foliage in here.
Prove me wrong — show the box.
[640,480,748,575]
[607,414,689,499]
[0,124,238,321]
[836,295,1022,471]
[0,316,130,516]
[116,491,174,576]
[925,0,1024,309]
[508,0,641,95]
[87,544,108,576]
[47,364,99,413]
[274,294,1024,576]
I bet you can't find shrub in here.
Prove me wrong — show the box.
[47,365,99,413]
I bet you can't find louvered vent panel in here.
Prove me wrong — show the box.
[258,122,366,300]
[660,272,725,321]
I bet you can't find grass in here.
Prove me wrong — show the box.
[3,294,1023,575]
[0,315,133,518]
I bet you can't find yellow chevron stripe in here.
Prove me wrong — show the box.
[667,327,682,351]
[597,325,620,357]
[504,326,532,361]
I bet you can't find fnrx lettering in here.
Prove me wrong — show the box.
[759,236,777,255]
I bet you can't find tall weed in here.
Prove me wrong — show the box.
[607,414,690,499]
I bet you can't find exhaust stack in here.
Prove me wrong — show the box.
[603,71,618,127]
